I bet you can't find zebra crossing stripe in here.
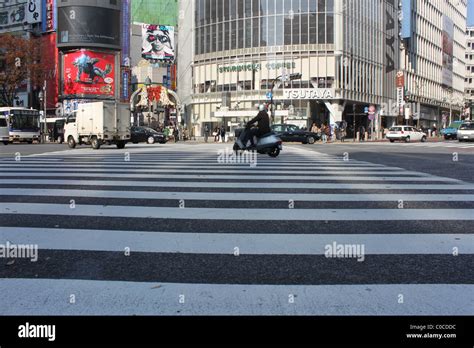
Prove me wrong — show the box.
[2,203,474,221]
[1,179,472,190]
[3,189,472,202]
[1,227,472,255]
[0,279,471,315]
[0,172,460,182]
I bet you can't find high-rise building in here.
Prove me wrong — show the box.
[465,25,474,119]
[179,0,400,136]
[400,0,467,128]
[179,0,468,136]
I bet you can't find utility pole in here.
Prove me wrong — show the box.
[353,104,356,142]
[43,81,47,143]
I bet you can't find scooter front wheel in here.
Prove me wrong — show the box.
[268,148,280,158]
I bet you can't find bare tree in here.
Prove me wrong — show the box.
[0,34,43,107]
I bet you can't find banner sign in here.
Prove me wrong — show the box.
[397,87,405,108]
[42,0,56,32]
[26,0,42,24]
[283,89,335,100]
[122,0,131,66]
[63,50,116,98]
[442,15,454,87]
[121,69,130,102]
[141,24,175,62]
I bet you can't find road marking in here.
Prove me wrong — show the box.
[2,203,474,221]
[1,179,472,190]
[1,227,472,255]
[0,279,471,315]
[4,189,473,202]
[0,168,434,176]
[0,172,458,182]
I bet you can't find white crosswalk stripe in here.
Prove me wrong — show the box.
[0,144,473,315]
[352,141,474,149]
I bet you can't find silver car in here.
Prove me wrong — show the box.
[458,122,474,142]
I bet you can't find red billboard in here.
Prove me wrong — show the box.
[62,49,116,98]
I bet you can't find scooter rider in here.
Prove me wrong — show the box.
[237,104,271,149]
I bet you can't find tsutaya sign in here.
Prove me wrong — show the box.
[283,89,335,100]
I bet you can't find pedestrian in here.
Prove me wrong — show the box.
[341,127,347,142]
[164,126,170,141]
[204,124,210,143]
[359,125,366,142]
[214,127,220,142]
[173,127,179,143]
[310,122,319,134]
[220,125,226,143]
[321,124,328,143]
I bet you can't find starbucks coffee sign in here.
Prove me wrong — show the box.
[283,89,335,100]
[219,61,296,74]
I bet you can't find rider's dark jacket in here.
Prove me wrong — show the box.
[247,111,271,135]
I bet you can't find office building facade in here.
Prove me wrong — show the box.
[400,0,467,128]
[180,0,399,134]
[179,0,467,135]
[465,25,474,119]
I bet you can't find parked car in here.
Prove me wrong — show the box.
[271,124,321,144]
[131,126,167,144]
[441,121,463,140]
[386,126,427,143]
[457,122,474,142]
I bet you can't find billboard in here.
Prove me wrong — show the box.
[57,6,121,49]
[401,0,412,39]
[141,24,175,61]
[442,15,454,88]
[62,50,117,99]
[0,4,26,33]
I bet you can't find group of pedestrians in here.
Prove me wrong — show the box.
[203,125,227,143]
[310,122,347,143]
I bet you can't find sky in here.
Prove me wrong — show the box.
[469,0,474,26]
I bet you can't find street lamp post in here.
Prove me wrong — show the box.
[352,104,356,142]
[38,81,47,144]
[145,77,152,127]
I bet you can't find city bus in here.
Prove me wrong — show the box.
[0,114,8,145]
[0,107,41,143]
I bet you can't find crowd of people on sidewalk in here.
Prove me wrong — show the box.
[202,124,229,143]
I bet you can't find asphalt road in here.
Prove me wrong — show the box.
[0,142,473,315]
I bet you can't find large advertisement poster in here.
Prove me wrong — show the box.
[442,15,454,88]
[58,6,121,49]
[141,24,175,61]
[63,50,116,98]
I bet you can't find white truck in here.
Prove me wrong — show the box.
[64,102,131,150]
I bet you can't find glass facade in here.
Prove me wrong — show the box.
[195,0,334,55]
